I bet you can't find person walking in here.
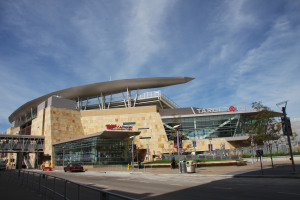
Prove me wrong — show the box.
[171,156,176,169]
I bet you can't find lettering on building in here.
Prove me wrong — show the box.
[106,124,133,130]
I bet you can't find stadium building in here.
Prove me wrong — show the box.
[3,77,266,169]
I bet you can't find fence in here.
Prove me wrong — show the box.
[161,144,300,161]
[0,170,136,200]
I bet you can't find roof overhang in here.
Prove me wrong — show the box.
[225,136,249,142]
[53,130,141,145]
[9,77,194,123]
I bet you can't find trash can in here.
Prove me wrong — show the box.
[179,160,187,173]
[186,160,196,173]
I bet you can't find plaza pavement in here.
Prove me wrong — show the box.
[0,158,299,200]
[85,157,300,178]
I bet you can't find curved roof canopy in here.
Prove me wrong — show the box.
[9,77,194,123]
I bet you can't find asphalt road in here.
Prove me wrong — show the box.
[38,170,300,200]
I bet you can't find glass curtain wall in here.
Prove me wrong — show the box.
[163,114,252,140]
[54,136,130,166]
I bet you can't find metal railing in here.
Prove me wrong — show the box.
[1,170,137,200]
[160,143,300,162]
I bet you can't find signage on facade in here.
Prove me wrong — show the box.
[106,124,133,130]
[197,106,240,113]
[140,137,151,139]
[123,122,136,125]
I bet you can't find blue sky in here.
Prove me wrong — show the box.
[0,0,300,132]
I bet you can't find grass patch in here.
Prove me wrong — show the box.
[241,151,300,158]
[144,159,236,164]
[144,160,172,164]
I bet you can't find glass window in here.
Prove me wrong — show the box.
[53,136,130,166]
[162,114,252,141]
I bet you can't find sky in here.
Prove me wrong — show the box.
[0,0,300,132]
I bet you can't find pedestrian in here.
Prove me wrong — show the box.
[171,156,176,169]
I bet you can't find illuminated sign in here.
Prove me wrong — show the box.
[197,106,240,113]
[229,106,236,112]
[106,124,133,130]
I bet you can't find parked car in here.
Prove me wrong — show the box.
[0,160,7,170]
[64,163,84,172]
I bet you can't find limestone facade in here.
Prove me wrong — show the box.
[28,105,238,165]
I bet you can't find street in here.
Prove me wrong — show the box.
[39,169,300,200]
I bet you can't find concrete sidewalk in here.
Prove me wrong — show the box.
[0,159,299,200]
[0,172,43,200]
[87,160,300,178]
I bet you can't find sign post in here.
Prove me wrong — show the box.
[256,150,264,175]
[177,131,180,173]
[282,107,296,173]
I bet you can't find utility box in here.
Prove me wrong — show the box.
[179,160,187,173]
[186,160,196,173]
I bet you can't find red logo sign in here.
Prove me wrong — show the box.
[106,124,133,130]
[229,106,236,112]
[106,124,117,130]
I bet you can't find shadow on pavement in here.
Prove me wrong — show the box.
[231,164,300,177]
[1,163,300,200]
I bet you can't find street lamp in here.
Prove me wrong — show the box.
[62,146,65,167]
[172,124,181,173]
[209,138,212,155]
[276,101,296,173]
[129,136,135,171]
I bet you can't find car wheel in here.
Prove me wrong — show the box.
[64,169,67,172]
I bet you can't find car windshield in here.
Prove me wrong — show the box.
[72,164,81,167]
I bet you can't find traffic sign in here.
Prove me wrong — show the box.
[192,141,197,147]
[281,116,293,136]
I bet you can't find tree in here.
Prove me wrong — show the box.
[249,101,282,167]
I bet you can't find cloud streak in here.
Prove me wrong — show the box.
[0,0,300,132]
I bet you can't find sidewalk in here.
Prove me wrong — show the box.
[0,172,43,200]
[0,159,299,200]
[87,160,300,178]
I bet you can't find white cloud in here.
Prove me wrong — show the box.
[1,0,300,132]
[222,0,258,32]
[116,0,173,79]
[228,15,300,115]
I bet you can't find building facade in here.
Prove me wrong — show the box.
[3,77,273,169]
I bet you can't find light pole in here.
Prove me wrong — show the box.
[129,136,135,171]
[62,146,65,167]
[277,101,296,173]
[209,138,212,155]
[172,124,181,173]
[282,107,296,172]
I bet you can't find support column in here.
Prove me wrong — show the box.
[127,88,131,107]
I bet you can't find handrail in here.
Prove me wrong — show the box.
[1,169,137,200]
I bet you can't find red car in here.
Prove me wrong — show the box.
[64,163,84,172]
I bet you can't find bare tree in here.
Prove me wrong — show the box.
[249,101,281,167]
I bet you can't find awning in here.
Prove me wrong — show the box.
[225,136,249,142]
[53,130,140,145]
